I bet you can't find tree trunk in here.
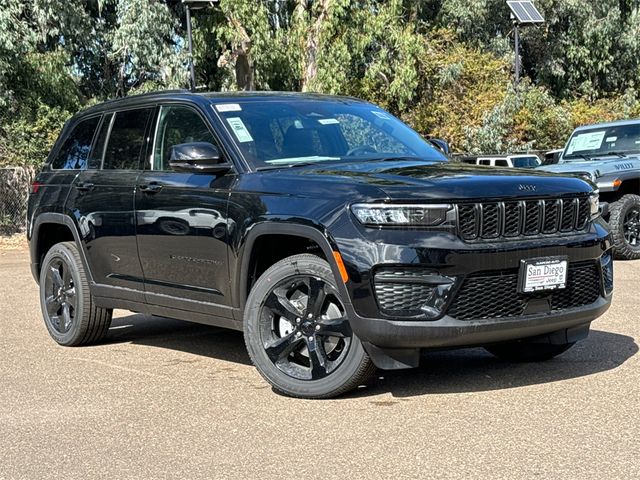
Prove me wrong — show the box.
[229,17,254,91]
[300,0,330,92]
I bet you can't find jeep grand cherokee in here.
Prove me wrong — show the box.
[27,91,613,398]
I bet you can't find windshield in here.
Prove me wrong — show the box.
[563,123,640,160]
[512,156,540,168]
[212,99,447,168]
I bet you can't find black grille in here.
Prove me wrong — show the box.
[447,262,601,321]
[458,197,590,241]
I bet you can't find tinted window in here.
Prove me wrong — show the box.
[512,156,540,168]
[103,108,152,170]
[153,106,216,170]
[87,113,113,169]
[51,116,100,170]
[496,159,509,167]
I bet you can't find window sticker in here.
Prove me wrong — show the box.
[606,136,618,143]
[372,111,391,120]
[318,118,340,125]
[294,120,303,129]
[566,131,606,154]
[226,117,253,143]
[215,103,242,112]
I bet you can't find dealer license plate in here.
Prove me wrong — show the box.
[518,257,568,293]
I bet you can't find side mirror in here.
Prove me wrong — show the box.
[430,138,450,155]
[169,142,232,174]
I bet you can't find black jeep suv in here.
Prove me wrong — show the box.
[28,91,613,398]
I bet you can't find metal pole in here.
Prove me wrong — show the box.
[186,5,196,92]
[514,23,520,88]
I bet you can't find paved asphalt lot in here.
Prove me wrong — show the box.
[0,245,638,479]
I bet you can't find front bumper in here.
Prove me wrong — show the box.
[349,295,610,350]
[330,216,613,359]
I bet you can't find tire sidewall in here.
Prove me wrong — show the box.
[610,194,640,260]
[39,244,87,346]
[243,255,369,398]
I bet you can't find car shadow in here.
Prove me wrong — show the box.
[105,314,637,398]
[106,313,252,366]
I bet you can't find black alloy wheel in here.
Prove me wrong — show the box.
[609,194,640,260]
[39,242,113,346]
[43,257,77,334]
[260,276,352,381]
[244,254,375,399]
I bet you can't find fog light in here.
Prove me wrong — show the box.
[420,282,456,319]
[374,269,455,319]
[601,253,613,295]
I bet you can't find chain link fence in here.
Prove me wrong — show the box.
[0,167,36,235]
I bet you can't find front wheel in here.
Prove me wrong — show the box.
[243,254,375,399]
[485,342,574,363]
[609,194,640,260]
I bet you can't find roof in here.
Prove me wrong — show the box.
[77,90,366,117]
[574,118,640,132]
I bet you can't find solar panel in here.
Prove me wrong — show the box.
[507,1,545,24]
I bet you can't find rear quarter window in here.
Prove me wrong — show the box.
[50,116,101,170]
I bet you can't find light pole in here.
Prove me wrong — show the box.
[182,0,220,92]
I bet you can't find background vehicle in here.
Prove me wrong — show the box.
[538,119,640,259]
[461,154,541,168]
[27,91,612,399]
[542,149,564,165]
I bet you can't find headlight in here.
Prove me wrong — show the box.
[351,203,453,227]
[589,191,600,218]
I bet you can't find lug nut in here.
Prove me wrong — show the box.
[315,325,320,331]
[308,336,313,341]
[307,314,313,319]
[296,318,301,323]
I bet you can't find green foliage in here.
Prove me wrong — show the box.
[0,103,70,166]
[2,0,640,166]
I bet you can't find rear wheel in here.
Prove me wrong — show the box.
[39,242,113,346]
[609,194,640,260]
[485,342,574,363]
[243,254,375,399]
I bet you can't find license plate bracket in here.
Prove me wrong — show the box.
[518,256,568,293]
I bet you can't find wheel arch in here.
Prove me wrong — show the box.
[237,223,350,313]
[30,213,91,284]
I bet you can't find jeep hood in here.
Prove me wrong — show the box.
[251,160,594,201]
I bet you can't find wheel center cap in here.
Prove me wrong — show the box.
[300,321,315,336]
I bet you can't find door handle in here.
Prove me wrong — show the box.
[76,182,94,192]
[139,182,163,194]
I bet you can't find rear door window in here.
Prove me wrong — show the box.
[103,108,153,170]
[51,116,101,170]
[495,159,509,167]
[87,113,113,169]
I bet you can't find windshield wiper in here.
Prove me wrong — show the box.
[564,153,592,162]
[256,162,320,171]
[597,151,626,158]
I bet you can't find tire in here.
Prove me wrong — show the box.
[485,342,574,363]
[39,241,113,346]
[609,194,640,260]
[243,254,376,399]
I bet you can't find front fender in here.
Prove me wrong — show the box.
[234,220,351,314]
